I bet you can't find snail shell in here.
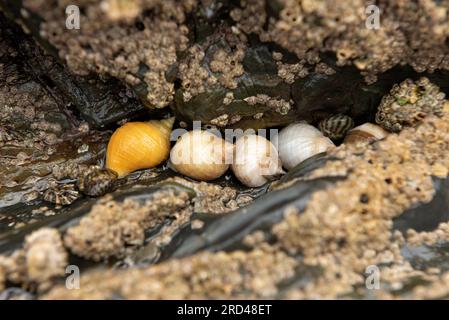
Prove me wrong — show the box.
[77,167,118,197]
[170,130,234,181]
[272,122,334,171]
[319,114,354,141]
[106,117,174,178]
[232,135,284,187]
[343,123,389,145]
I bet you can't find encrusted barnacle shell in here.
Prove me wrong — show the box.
[43,184,79,206]
[106,117,174,177]
[24,228,68,284]
[375,77,446,132]
[232,135,284,187]
[343,123,389,145]
[77,167,118,197]
[101,0,142,21]
[318,114,355,141]
[272,122,335,171]
[170,130,234,181]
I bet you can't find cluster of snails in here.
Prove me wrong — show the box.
[169,131,285,187]
[317,114,388,145]
[105,114,389,188]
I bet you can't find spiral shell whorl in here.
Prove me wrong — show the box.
[148,117,175,139]
[319,114,354,141]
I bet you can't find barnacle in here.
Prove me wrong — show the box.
[42,184,80,206]
[375,77,446,132]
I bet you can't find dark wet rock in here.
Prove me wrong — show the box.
[165,177,341,259]
[394,177,449,233]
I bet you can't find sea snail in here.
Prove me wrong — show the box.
[77,167,119,197]
[343,123,389,145]
[170,130,234,181]
[272,122,335,171]
[106,117,174,178]
[232,135,284,187]
[319,114,354,141]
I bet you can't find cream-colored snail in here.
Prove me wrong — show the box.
[170,130,234,181]
[343,123,389,145]
[106,118,174,177]
[271,122,334,171]
[232,135,284,187]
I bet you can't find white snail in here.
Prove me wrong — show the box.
[343,123,389,145]
[170,130,234,181]
[272,122,335,171]
[232,135,284,187]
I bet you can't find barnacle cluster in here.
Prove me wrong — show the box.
[43,245,296,299]
[23,0,196,108]
[0,23,67,190]
[233,0,449,83]
[243,94,292,116]
[20,0,449,110]
[375,77,446,132]
[63,189,192,261]
[178,45,214,102]
[52,162,94,181]
[0,228,67,292]
[163,177,254,214]
[176,25,250,105]
[209,113,242,127]
[272,52,335,84]
[23,228,68,286]
[209,45,246,90]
